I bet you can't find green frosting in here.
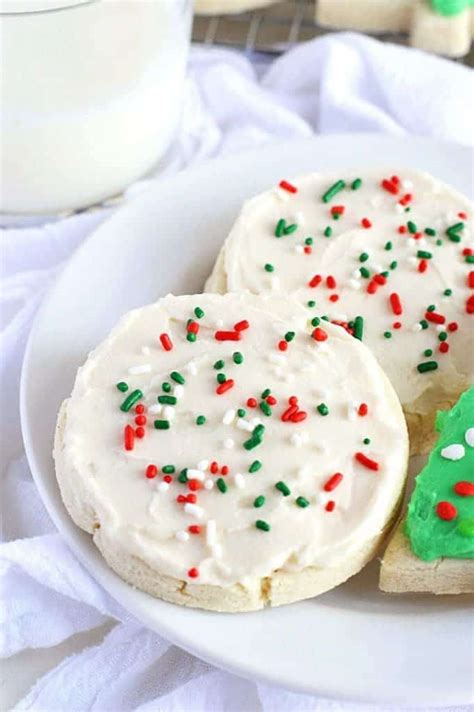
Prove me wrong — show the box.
[430,0,474,17]
[405,387,474,561]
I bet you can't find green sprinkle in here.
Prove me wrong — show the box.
[116,381,128,392]
[438,331,448,342]
[261,388,271,399]
[253,424,265,438]
[360,267,370,278]
[424,349,433,357]
[353,316,364,341]
[214,359,225,370]
[264,263,274,272]
[425,227,436,236]
[311,317,321,327]
[216,478,227,493]
[194,306,205,319]
[237,408,246,418]
[321,315,329,321]
[405,207,411,213]
[305,237,313,246]
[363,437,371,445]
[436,239,443,246]
[322,179,346,203]
[275,481,291,496]
[446,222,464,242]
[317,403,329,416]
[457,519,474,538]
[427,304,436,312]
[178,469,188,483]
[158,395,177,405]
[255,519,270,532]
[407,221,417,234]
[162,382,171,393]
[285,331,295,342]
[233,351,244,365]
[254,495,265,508]
[120,389,143,412]
[296,496,309,508]
[417,250,432,259]
[359,252,369,263]
[390,260,398,270]
[244,436,262,451]
[307,300,316,308]
[260,401,272,417]
[333,213,340,221]
[275,218,286,237]
[249,460,262,473]
[417,361,438,373]
[324,226,332,238]
[381,271,389,278]
[217,372,226,384]
[162,465,175,474]
[170,371,185,385]
[384,331,392,339]
[154,420,170,430]
[186,333,197,343]
[384,241,393,251]
[351,178,362,190]
[466,255,474,264]
[196,415,206,426]
[284,223,298,235]
[420,319,429,330]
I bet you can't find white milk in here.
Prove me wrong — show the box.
[0,0,192,214]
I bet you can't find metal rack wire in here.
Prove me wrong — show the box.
[192,0,474,65]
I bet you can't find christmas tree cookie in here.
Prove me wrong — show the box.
[380,387,474,594]
[55,292,408,611]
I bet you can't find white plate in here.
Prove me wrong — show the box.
[21,135,474,706]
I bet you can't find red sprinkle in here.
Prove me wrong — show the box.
[124,425,135,451]
[135,427,145,438]
[187,321,199,335]
[425,311,445,325]
[439,342,450,354]
[135,404,145,414]
[391,175,400,185]
[393,321,402,330]
[361,218,372,229]
[463,248,473,257]
[304,246,312,255]
[381,179,399,195]
[374,274,387,286]
[358,403,368,416]
[325,500,336,512]
[399,193,412,206]
[329,294,339,302]
[188,479,202,491]
[266,395,277,406]
[291,410,307,423]
[389,292,403,316]
[281,404,299,422]
[355,452,379,471]
[398,225,407,234]
[289,396,298,405]
[247,397,258,408]
[279,179,297,194]
[448,321,458,332]
[331,205,345,216]
[146,464,158,479]
[326,275,337,289]
[188,567,199,578]
[308,274,322,288]
[159,333,173,351]
[210,461,219,474]
[458,211,468,220]
[435,501,457,521]
[454,481,474,496]
[234,320,249,332]
[468,271,474,289]
[278,340,288,351]
[324,472,343,492]
[188,525,202,534]
[221,465,229,476]
[215,330,241,341]
[186,494,197,504]
[367,280,378,295]
[163,475,173,483]
[216,379,235,395]
[176,494,186,503]
[135,415,147,426]
[312,327,328,342]
[467,295,474,314]
[418,259,428,273]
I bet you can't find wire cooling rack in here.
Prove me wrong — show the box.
[192,0,474,66]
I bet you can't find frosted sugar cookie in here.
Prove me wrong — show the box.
[195,0,281,15]
[316,0,474,58]
[380,387,474,594]
[206,170,473,454]
[54,292,408,612]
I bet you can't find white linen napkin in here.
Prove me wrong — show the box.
[1,33,473,711]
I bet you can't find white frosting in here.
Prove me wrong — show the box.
[58,293,407,587]
[212,170,473,409]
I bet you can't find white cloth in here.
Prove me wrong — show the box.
[1,33,473,711]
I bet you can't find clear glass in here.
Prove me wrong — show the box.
[0,0,192,214]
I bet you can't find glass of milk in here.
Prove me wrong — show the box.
[0,0,192,215]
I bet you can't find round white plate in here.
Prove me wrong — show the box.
[21,135,474,706]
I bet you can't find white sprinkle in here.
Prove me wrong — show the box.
[206,519,217,546]
[148,404,162,414]
[349,279,361,290]
[250,417,263,427]
[440,443,465,461]
[412,323,423,332]
[271,276,281,291]
[163,406,175,420]
[408,256,418,267]
[402,179,414,190]
[185,361,198,376]
[158,481,169,492]
[417,237,427,248]
[285,372,296,382]
[352,268,362,279]
[212,544,223,559]
[465,428,474,448]
[395,204,405,214]
[408,238,418,248]
[184,503,204,518]
[173,385,184,398]
[268,353,286,365]
[295,245,304,255]
[273,366,284,379]
[290,433,303,447]
[223,438,235,450]
[187,469,205,481]
[222,409,236,425]
[204,479,214,490]
[141,346,151,355]
[234,472,245,489]
[436,324,445,333]
[216,319,224,327]
[316,492,328,505]
[128,364,151,375]
[372,263,383,273]
[236,418,253,432]
[197,459,209,471]
[176,530,189,542]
